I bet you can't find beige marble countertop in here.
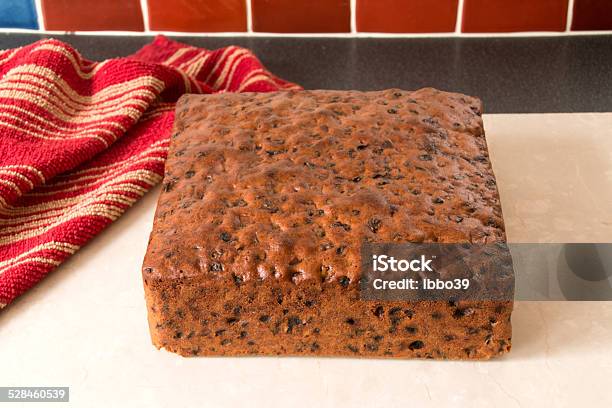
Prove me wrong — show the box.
[1,113,612,407]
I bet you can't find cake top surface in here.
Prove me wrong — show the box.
[143,88,505,284]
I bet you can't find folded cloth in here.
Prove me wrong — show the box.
[0,35,300,309]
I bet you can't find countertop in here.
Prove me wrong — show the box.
[2,113,612,407]
[1,34,612,113]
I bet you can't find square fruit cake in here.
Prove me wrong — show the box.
[142,88,512,359]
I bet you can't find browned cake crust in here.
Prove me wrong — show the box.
[142,88,512,359]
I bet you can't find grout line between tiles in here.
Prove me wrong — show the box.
[455,0,465,35]
[4,29,609,38]
[139,0,150,32]
[33,0,44,30]
[350,0,357,34]
[245,0,253,34]
[566,0,575,32]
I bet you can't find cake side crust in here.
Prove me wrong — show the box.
[143,276,512,359]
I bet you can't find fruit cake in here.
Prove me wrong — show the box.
[141,88,513,359]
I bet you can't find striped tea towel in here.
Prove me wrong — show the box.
[0,35,300,309]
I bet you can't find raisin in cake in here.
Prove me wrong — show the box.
[142,88,512,359]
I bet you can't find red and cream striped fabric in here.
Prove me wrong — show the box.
[0,35,300,309]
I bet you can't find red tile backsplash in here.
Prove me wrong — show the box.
[462,0,568,32]
[25,0,612,34]
[572,0,612,31]
[251,0,350,33]
[42,0,144,31]
[148,0,246,32]
[357,0,458,33]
